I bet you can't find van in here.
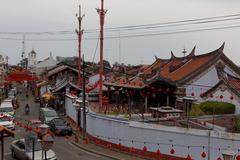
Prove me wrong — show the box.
[0,100,14,116]
[39,108,59,124]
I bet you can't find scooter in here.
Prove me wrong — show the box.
[25,106,30,115]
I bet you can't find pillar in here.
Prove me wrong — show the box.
[144,96,148,113]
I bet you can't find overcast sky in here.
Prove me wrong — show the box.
[0,0,240,65]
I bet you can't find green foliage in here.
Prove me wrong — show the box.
[189,104,205,116]
[189,101,235,116]
[199,101,235,115]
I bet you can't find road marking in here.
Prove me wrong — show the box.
[67,141,115,159]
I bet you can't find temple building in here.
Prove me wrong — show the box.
[104,43,240,114]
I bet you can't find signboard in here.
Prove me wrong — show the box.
[25,131,38,152]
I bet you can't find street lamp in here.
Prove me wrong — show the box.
[222,147,236,160]
[41,134,54,160]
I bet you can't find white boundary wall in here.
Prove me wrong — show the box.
[65,94,240,160]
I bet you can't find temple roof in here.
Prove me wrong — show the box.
[104,43,239,89]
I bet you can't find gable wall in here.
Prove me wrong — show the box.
[185,66,219,98]
[184,59,240,99]
[204,88,240,114]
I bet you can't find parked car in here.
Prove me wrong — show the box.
[34,97,40,103]
[11,139,57,160]
[0,113,15,130]
[39,108,59,124]
[0,100,15,116]
[49,118,72,136]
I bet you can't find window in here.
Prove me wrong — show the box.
[16,141,25,150]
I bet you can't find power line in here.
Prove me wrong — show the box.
[1,23,240,42]
[1,13,240,35]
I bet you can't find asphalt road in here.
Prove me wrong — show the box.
[2,85,112,160]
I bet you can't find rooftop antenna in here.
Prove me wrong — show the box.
[182,47,187,57]
[21,34,26,60]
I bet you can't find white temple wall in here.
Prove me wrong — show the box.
[64,96,240,160]
[185,67,219,98]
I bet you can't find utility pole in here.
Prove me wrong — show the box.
[21,34,26,68]
[82,55,87,140]
[96,0,107,110]
[76,5,84,87]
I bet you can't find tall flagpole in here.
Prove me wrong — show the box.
[76,5,84,87]
[97,0,107,110]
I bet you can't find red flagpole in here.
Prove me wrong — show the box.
[97,0,107,110]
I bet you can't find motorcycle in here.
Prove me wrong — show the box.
[25,105,30,115]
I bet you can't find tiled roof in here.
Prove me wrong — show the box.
[160,52,217,82]
[228,79,240,90]
[104,43,229,88]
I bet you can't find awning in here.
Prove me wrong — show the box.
[0,126,15,137]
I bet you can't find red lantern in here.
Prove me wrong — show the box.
[201,151,206,158]
[130,147,135,153]
[56,130,61,134]
[230,96,234,100]
[95,140,100,145]
[35,128,40,134]
[200,93,204,97]
[186,154,192,160]
[75,135,79,143]
[170,148,175,154]
[191,92,195,97]
[236,155,240,160]
[107,143,112,148]
[210,94,213,98]
[118,143,122,149]
[217,157,222,160]
[220,95,223,99]
[28,126,32,131]
[143,146,147,152]
[156,149,161,155]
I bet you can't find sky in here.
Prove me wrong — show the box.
[0,0,240,65]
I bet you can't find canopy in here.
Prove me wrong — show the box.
[6,68,38,82]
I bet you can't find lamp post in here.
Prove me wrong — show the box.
[41,134,54,160]
[222,147,236,160]
[73,98,82,129]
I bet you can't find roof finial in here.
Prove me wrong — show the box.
[218,42,225,51]
[182,47,187,57]
[170,51,176,60]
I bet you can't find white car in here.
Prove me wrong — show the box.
[0,113,15,130]
[11,139,57,160]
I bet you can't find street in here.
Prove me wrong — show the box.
[2,85,113,160]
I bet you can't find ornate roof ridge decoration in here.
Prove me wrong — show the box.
[176,44,225,85]
[185,46,196,59]
[170,51,177,60]
[215,61,226,80]
[218,42,225,52]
